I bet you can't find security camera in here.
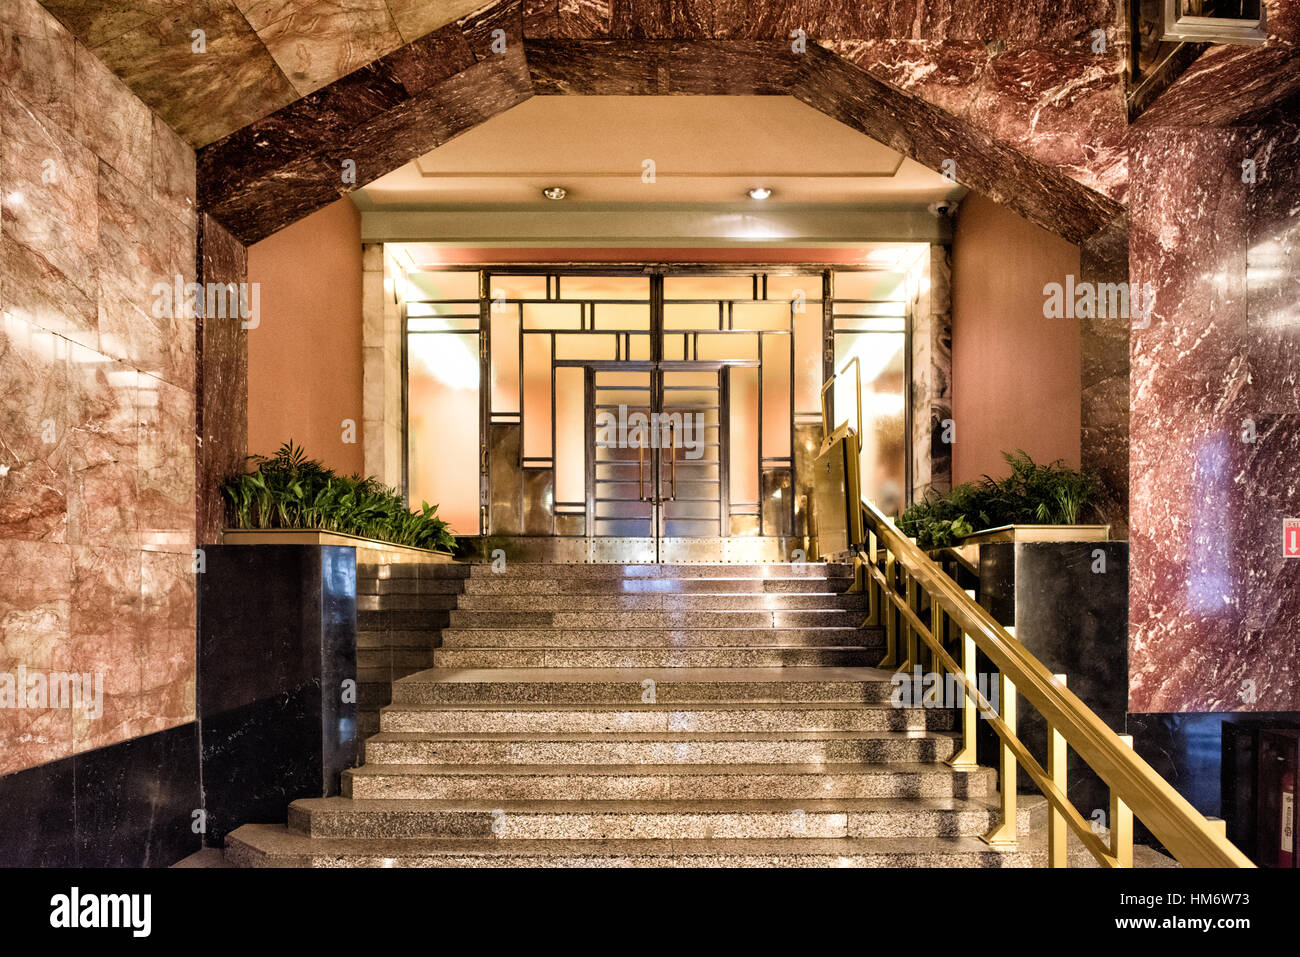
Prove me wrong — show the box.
[929,201,957,217]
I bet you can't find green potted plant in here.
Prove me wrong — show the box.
[221,440,456,553]
[898,450,1104,549]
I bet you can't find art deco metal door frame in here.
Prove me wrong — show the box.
[400,263,912,562]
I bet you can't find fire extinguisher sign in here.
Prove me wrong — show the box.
[1287,519,1300,559]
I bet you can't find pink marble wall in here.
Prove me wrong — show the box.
[0,0,197,774]
[1128,122,1300,713]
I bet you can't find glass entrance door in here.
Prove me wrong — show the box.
[586,362,729,562]
[589,364,655,559]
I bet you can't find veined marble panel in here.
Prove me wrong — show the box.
[1128,124,1300,713]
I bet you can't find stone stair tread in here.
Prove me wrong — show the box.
[291,795,1003,814]
[286,794,1039,839]
[364,729,949,743]
[442,627,870,633]
[465,563,853,573]
[383,701,909,712]
[228,821,1178,867]
[346,761,980,777]
[396,666,894,684]
[439,644,871,651]
[227,823,1030,865]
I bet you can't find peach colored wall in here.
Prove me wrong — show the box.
[951,193,1081,485]
[248,200,364,476]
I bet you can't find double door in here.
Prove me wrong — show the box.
[586,361,740,562]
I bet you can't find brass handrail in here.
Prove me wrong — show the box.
[857,499,1251,867]
[819,355,861,456]
[816,370,1252,867]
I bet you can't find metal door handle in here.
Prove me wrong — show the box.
[638,441,648,501]
[666,423,677,502]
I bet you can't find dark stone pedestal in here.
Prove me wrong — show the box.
[198,545,357,844]
[976,541,1129,821]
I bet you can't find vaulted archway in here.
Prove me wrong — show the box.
[189,2,1131,540]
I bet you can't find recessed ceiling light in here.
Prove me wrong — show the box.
[542,186,567,200]
[747,187,772,200]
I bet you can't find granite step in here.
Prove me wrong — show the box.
[461,563,855,579]
[361,730,955,766]
[342,762,993,800]
[461,576,855,595]
[380,701,948,734]
[452,593,867,611]
[446,609,860,629]
[358,629,448,649]
[358,593,458,611]
[359,610,450,630]
[390,667,898,705]
[358,577,467,596]
[430,646,879,669]
[286,796,1037,840]
[226,827,1073,868]
[438,626,876,649]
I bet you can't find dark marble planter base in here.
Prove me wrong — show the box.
[198,545,358,844]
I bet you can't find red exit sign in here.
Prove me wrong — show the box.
[1287,519,1300,558]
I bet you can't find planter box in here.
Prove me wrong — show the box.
[198,544,358,844]
[222,528,457,567]
[962,523,1112,545]
[969,528,1127,817]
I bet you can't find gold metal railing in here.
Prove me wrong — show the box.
[815,363,1252,868]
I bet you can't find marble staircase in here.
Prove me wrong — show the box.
[225,561,1117,867]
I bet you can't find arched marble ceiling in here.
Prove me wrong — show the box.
[32,0,1298,251]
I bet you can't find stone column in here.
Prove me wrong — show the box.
[910,244,953,503]
[361,243,404,489]
[196,213,248,544]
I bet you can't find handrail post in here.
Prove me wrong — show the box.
[930,603,945,676]
[864,531,880,627]
[982,672,1018,847]
[947,626,978,769]
[1048,674,1068,867]
[1110,734,1135,867]
[877,551,899,669]
[900,573,919,673]
[849,553,866,594]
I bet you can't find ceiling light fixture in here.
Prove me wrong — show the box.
[747,187,773,200]
[542,186,567,200]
